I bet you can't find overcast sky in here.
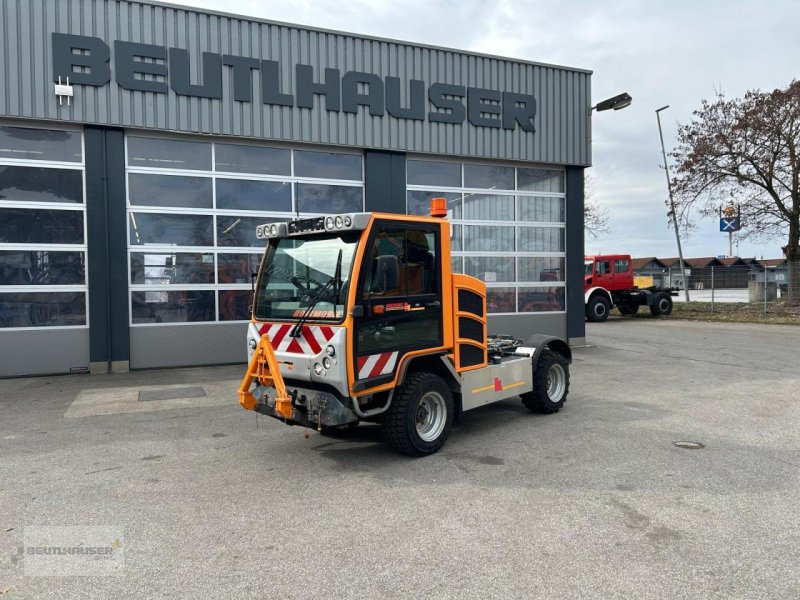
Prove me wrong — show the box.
[167,0,799,259]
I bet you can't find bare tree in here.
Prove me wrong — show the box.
[584,173,609,238]
[671,81,800,303]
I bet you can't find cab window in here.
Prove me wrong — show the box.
[362,228,437,298]
[614,259,629,273]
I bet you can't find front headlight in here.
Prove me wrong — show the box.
[325,216,335,230]
[334,216,344,228]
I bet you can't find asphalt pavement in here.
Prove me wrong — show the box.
[1,319,799,599]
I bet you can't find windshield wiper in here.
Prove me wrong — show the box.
[289,249,343,338]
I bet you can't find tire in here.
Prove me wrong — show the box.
[382,372,454,456]
[617,302,640,316]
[649,292,673,316]
[586,294,610,322]
[521,350,570,414]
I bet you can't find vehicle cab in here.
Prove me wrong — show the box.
[246,211,455,430]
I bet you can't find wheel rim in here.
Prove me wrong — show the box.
[415,391,447,442]
[595,303,606,317]
[545,363,566,402]
[659,298,669,311]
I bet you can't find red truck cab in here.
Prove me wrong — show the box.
[584,254,634,293]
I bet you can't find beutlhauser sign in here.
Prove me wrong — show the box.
[52,33,537,132]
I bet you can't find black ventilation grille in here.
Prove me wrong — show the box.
[458,289,484,318]
[459,344,486,369]
[458,316,484,344]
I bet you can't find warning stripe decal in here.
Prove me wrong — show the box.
[257,323,340,355]
[357,351,399,379]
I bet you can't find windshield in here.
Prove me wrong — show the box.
[254,232,360,322]
[584,260,594,276]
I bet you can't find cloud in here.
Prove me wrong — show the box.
[166,0,799,258]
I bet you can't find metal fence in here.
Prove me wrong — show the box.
[640,262,800,314]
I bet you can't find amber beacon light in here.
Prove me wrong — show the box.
[429,197,448,218]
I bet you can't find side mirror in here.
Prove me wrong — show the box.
[375,255,399,292]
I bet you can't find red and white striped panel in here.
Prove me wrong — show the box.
[258,323,337,355]
[357,351,399,380]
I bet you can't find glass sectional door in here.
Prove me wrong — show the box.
[0,124,88,376]
[125,134,364,369]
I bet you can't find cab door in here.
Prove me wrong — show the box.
[352,220,443,391]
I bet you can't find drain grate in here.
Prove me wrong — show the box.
[673,441,705,450]
[138,386,206,402]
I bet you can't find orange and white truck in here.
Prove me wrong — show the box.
[239,200,572,456]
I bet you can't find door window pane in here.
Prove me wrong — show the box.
[218,290,252,321]
[0,127,82,162]
[516,227,565,252]
[463,193,514,221]
[217,216,276,248]
[127,137,211,170]
[517,257,566,282]
[130,252,215,285]
[451,256,463,274]
[129,213,213,246]
[296,184,363,214]
[218,254,261,284]
[464,256,515,283]
[464,164,514,190]
[214,144,290,175]
[0,208,84,244]
[463,225,514,253]
[486,287,516,313]
[407,190,461,218]
[518,287,565,312]
[293,150,362,181]
[407,160,461,187]
[215,179,292,212]
[128,174,212,209]
[131,290,215,323]
[0,166,83,203]
[450,224,462,251]
[518,196,564,222]
[517,168,564,193]
[0,292,86,327]
[0,251,85,285]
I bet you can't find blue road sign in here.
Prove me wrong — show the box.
[720,217,740,232]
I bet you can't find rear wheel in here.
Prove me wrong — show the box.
[586,295,610,322]
[382,372,454,456]
[522,350,570,414]
[650,292,673,316]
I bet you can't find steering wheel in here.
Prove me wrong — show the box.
[291,274,326,294]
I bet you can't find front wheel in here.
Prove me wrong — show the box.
[586,295,610,322]
[521,350,570,414]
[649,292,673,316]
[382,372,454,456]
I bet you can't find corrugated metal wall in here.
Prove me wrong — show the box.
[0,0,592,165]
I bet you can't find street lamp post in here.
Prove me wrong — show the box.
[656,105,690,302]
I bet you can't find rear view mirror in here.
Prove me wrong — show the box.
[375,255,399,292]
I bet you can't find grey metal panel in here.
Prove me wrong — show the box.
[460,356,534,411]
[0,0,592,165]
[0,329,90,377]
[130,323,248,369]
[488,313,567,342]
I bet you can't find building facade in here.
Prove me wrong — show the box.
[0,0,591,376]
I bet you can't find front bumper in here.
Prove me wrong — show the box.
[251,383,358,428]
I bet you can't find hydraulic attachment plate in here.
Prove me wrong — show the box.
[238,335,292,418]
